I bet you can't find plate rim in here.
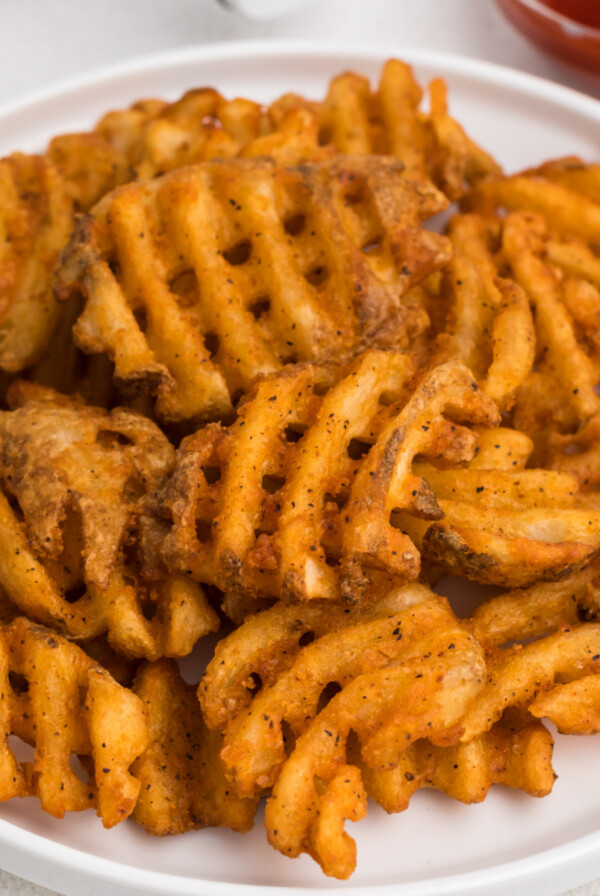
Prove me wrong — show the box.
[0,38,599,133]
[1,38,600,896]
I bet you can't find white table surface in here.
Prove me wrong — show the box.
[0,0,599,893]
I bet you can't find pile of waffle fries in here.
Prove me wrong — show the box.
[0,57,599,879]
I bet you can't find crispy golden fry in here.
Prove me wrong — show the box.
[426,78,502,200]
[265,618,484,878]
[467,558,600,647]
[396,412,600,588]
[318,61,500,198]
[402,494,600,588]
[501,213,600,433]
[156,354,501,602]
[463,169,600,244]
[132,660,257,835]
[361,709,554,812]
[0,393,218,657]
[204,585,438,796]
[525,156,600,205]
[46,92,265,213]
[0,617,147,826]
[434,214,535,410]
[0,395,173,588]
[55,156,449,421]
[529,676,600,735]
[340,361,499,587]
[198,592,424,732]
[460,624,600,741]
[0,154,73,372]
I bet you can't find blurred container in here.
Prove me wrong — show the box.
[497,0,600,75]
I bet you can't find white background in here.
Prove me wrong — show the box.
[0,0,599,894]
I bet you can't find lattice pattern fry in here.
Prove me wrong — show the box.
[154,352,503,604]
[360,708,555,812]
[55,157,450,422]
[0,617,147,826]
[45,60,499,215]
[0,154,73,371]
[131,659,257,836]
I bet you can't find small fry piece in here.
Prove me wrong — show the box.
[0,617,147,826]
[461,624,600,741]
[397,419,600,588]
[529,676,600,735]
[464,172,600,244]
[467,559,600,647]
[361,709,555,812]
[132,660,257,835]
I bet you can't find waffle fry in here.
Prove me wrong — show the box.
[55,156,449,422]
[44,60,497,214]
[459,162,600,432]
[503,213,600,433]
[131,659,257,835]
[463,163,600,245]
[0,617,147,826]
[264,610,484,878]
[156,353,502,603]
[395,422,600,587]
[0,154,73,372]
[317,60,500,198]
[433,213,535,410]
[0,391,218,657]
[360,708,554,812]
[46,91,266,213]
[467,558,600,648]
[461,622,600,740]
[203,584,437,796]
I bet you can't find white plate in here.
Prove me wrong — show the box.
[1,40,600,896]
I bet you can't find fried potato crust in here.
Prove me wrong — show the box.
[154,354,508,602]
[0,391,218,658]
[132,659,257,835]
[55,157,450,421]
[0,617,147,826]
[0,154,73,371]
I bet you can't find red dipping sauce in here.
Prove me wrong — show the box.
[497,0,600,74]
